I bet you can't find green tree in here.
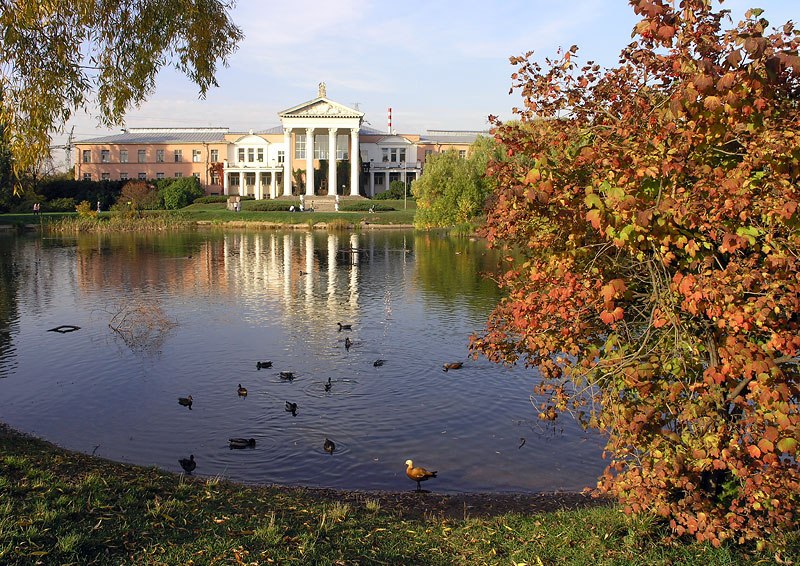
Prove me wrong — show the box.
[413,136,499,229]
[161,176,204,209]
[0,0,243,188]
[471,1,799,545]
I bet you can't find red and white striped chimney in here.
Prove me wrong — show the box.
[388,107,392,134]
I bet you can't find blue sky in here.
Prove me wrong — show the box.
[58,0,796,162]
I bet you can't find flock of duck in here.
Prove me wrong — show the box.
[177,321,460,491]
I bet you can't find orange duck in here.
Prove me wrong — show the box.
[405,459,437,491]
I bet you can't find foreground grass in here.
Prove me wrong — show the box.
[1,426,793,565]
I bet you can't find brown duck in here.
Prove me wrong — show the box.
[442,362,463,372]
[405,459,437,491]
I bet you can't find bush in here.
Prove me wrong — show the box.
[340,201,394,212]
[247,200,297,212]
[161,177,204,210]
[374,180,410,200]
[75,200,97,219]
[194,195,228,204]
[46,197,77,212]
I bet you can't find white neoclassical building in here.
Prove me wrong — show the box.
[74,84,485,198]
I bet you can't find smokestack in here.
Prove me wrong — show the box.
[388,107,392,134]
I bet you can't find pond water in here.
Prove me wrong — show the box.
[0,229,605,494]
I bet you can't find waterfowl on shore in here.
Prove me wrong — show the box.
[405,459,437,491]
[237,384,248,397]
[324,438,336,454]
[337,322,352,331]
[256,361,272,370]
[324,377,332,392]
[344,337,352,350]
[285,401,298,415]
[442,362,463,372]
[279,371,295,380]
[373,359,386,367]
[178,395,193,409]
[229,438,256,449]
[179,454,196,473]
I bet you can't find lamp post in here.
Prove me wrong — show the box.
[402,161,407,210]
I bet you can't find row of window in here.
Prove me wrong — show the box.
[83,172,205,182]
[293,134,350,160]
[83,149,220,164]
[237,148,286,164]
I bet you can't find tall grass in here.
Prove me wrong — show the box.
[45,212,192,233]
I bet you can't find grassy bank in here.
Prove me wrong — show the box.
[1,425,792,565]
[0,200,417,232]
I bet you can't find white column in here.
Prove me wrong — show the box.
[283,128,293,196]
[255,171,262,200]
[349,128,360,196]
[369,170,374,197]
[270,171,277,199]
[328,128,337,196]
[223,160,230,195]
[305,128,315,196]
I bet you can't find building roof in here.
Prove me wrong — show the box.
[76,128,230,144]
[418,130,489,144]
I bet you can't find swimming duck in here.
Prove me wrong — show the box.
[237,384,248,397]
[229,438,256,449]
[324,377,332,392]
[373,359,386,367]
[279,371,295,380]
[405,459,437,491]
[337,322,352,331]
[179,454,196,473]
[324,438,336,454]
[344,337,353,350]
[178,395,193,409]
[442,362,463,372]
[285,401,298,415]
[256,361,272,370]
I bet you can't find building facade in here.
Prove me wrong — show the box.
[74,84,484,198]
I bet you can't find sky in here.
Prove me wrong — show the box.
[52,0,797,168]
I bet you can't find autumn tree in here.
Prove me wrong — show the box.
[413,136,500,229]
[0,0,243,188]
[471,0,799,546]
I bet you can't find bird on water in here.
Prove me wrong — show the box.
[442,362,463,372]
[324,438,336,454]
[178,395,193,409]
[337,322,352,331]
[237,384,248,397]
[229,438,256,449]
[285,401,298,416]
[256,361,272,370]
[405,459,437,491]
[179,455,196,473]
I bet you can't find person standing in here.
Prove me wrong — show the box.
[335,193,340,212]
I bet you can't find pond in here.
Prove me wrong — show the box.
[0,228,605,494]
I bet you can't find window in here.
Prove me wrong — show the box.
[156,149,164,163]
[295,134,306,159]
[257,148,264,162]
[193,149,201,162]
[138,172,146,180]
[101,150,110,163]
[120,149,128,163]
[314,136,328,159]
[211,172,220,185]
[83,173,92,181]
[175,172,182,178]
[400,148,406,162]
[120,172,128,180]
[238,148,245,162]
[459,150,467,159]
[82,150,91,163]
[277,150,285,163]
[156,172,164,179]
[375,174,384,185]
[247,148,254,162]
[101,172,110,180]
[138,149,146,163]
[210,149,219,162]
[336,135,348,160]
[381,148,388,162]
[174,149,182,162]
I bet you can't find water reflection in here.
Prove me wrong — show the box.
[0,230,605,493]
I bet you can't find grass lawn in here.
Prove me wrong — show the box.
[1,424,793,565]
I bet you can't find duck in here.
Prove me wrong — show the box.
[344,337,353,350]
[373,359,386,367]
[324,377,332,392]
[256,361,272,370]
[237,384,248,397]
[337,322,352,331]
[229,438,256,449]
[405,459,437,491]
[285,401,298,415]
[324,438,336,454]
[178,395,193,409]
[442,362,463,372]
[279,371,295,380]
[179,454,196,473]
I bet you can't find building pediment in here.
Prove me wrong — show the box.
[279,97,364,119]
[376,135,414,146]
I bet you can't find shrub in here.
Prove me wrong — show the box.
[247,200,297,212]
[161,177,204,209]
[46,197,77,212]
[194,195,228,204]
[374,180,410,200]
[340,202,394,212]
[75,200,97,219]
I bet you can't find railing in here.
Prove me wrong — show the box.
[366,160,422,171]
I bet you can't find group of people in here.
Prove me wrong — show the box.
[32,203,41,215]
